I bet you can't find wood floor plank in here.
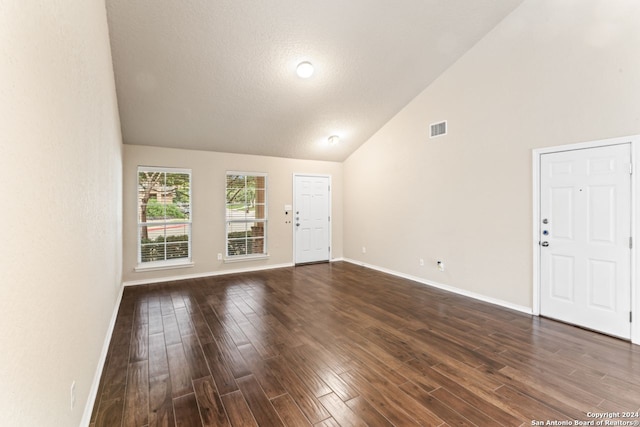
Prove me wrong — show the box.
[201,341,239,395]
[182,334,211,380]
[171,291,187,311]
[91,263,640,427]
[313,417,340,427]
[334,337,408,385]
[493,384,569,421]
[98,315,133,403]
[148,374,175,427]
[271,393,312,427]
[123,360,149,427]
[571,368,640,407]
[175,307,196,337]
[129,324,149,362]
[134,298,149,326]
[339,370,422,426]
[221,390,258,427]
[395,381,454,426]
[160,294,174,316]
[209,331,252,379]
[266,356,331,424]
[93,397,124,427]
[173,393,202,427]
[166,343,193,398]
[193,376,230,427]
[162,313,182,346]
[149,306,164,335]
[317,392,367,427]
[149,332,169,379]
[317,371,358,403]
[191,307,216,346]
[430,386,501,426]
[236,375,284,426]
[494,365,599,418]
[97,351,129,403]
[237,343,287,398]
[414,362,523,426]
[344,395,393,427]
[278,346,332,398]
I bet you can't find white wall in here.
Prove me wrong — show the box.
[123,145,343,283]
[344,0,640,310]
[0,1,123,426]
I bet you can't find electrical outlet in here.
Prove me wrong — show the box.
[70,381,76,410]
[419,258,424,266]
[217,253,222,261]
[362,246,366,254]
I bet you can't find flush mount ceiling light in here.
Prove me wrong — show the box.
[296,61,314,78]
[328,135,340,145]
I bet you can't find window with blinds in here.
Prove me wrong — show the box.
[137,167,192,266]
[225,172,267,258]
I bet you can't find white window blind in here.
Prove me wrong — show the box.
[137,167,192,266]
[225,172,267,258]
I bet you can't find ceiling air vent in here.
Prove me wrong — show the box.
[430,120,447,138]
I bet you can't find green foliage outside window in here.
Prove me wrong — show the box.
[145,199,186,219]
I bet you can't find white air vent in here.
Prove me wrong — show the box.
[430,121,447,138]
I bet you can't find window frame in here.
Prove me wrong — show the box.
[136,166,193,271]
[225,171,268,261]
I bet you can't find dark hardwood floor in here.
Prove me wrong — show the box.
[90,262,640,426]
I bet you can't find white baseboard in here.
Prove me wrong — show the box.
[123,262,295,287]
[80,283,125,427]
[342,258,532,315]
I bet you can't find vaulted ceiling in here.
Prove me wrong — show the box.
[106,0,524,161]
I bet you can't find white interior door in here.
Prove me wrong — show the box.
[540,143,631,339]
[294,175,330,264]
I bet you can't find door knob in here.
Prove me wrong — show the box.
[295,223,300,227]
[541,241,549,247]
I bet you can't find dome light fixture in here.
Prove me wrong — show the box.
[328,135,340,145]
[296,61,314,78]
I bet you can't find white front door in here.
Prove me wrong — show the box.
[540,143,631,339]
[294,175,330,264]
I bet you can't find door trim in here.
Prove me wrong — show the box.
[292,173,332,265]
[532,135,639,345]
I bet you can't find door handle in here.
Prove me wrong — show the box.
[295,223,300,227]
[541,241,549,247]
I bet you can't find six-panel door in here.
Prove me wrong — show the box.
[540,144,631,339]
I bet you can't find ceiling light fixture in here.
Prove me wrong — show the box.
[296,61,314,78]
[328,135,340,145]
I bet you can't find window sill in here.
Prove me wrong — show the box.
[135,261,194,272]
[223,254,269,264]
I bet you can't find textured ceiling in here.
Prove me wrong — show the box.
[106,0,524,161]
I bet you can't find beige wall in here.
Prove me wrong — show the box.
[0,1,123,426]
[123,145,343,283]
[344,0,640,309]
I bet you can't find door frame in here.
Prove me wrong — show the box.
[532,135,640,345]
[292,173,332,264]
